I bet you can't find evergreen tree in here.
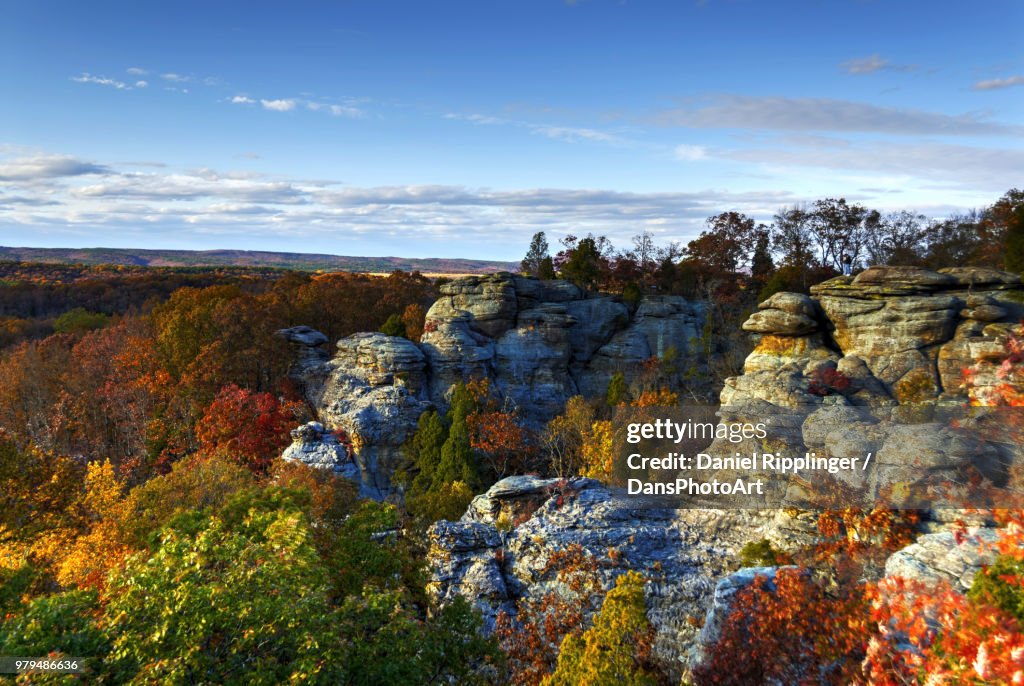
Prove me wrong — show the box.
[380,313,407,338]
[561,237,603,290]
[750,228,775,291]
[405,410,447,501]
[521,232,551,277]
[606,372,628,406]
[435,384,480,489]
[538,255,556,280]
[541,571,658,686]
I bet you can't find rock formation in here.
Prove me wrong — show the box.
[280,273,708,496]
[421,266,1024,678]
[427,475,800,680]
[280,421,363,489]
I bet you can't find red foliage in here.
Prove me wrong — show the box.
[808,366,852,396]
[495,545,609,686]
[195,384,303,475]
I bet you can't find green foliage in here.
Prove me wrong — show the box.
[0,564,36,617]
[997,188,1024,274]
[537,256,556,281]
[120,454,256,547]
[401,409,447,500]
[541,571,658,686]
[104,505,339,684]
[0,589,109,674]
[400,385,487,524]
[739,538,786,567]
[968,553,1024,624]
[53,307,110,334]
[522,232,551,278]
[560,237,603,289]
[622,282,642,308]
[325,501,406,598]
[437,385,481,488]
[337,592,500,686]
[606,371,628,407]
[380,312,407,338]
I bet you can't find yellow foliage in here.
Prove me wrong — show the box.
[56,460,134,590]
[581,420,615,482]
[541,571,657,686]
[631,388,679,407]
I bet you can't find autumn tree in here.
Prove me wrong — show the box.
[194,383,304,474]
[542,571,658,686]
[496,545,608,686]
[401,303,426,342]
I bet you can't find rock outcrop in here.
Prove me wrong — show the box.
[427,475,799,680]
[285,273,708,496]
[281,421,362,484]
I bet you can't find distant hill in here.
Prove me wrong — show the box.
[0,246,518,275]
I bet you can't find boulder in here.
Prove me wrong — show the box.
[281,421,362,484]
[884,528,998,592]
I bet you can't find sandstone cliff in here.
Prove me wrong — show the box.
[280,273,708,497]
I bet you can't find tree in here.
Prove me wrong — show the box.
[495,545,607,686]
[543,396,596,477]
[560,237,603,289]
[53,307,110,334]
[537,256,556,280]
[863,210,927,267]
[606,372,628,407]
[749,228,774,291]
[807,197,868,271]
[380,313,407,338]
[401,303,426,342]
[103,506,341,683]
[522,232,551,277]
[541,571,657,686]
[194,383,304,474]
[436,384,482,488]
[990,188,1024,273]
[772,206,815,288]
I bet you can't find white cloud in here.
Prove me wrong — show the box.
[71,73,132,90]
[161,72,191,82]
[260,98,297,112]
[328,104,359,117]
[135,80,148,88]
[839,54,915,75]
[447,111,628,145]
[530,125,619,143]
[306,100,365,117]
[0,154,111,181]
[652,95,1022,136]
[1,149,1010,257]
[126,67,148,75]
[231,95,256,104]
[674,144,708,161]
[973,75,1024,91]
[723,139,1024,190]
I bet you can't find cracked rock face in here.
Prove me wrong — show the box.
[426,475,792,681]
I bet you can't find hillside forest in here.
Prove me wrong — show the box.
[2,187,1024,684]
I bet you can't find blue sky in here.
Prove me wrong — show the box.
[1,0,1021,260]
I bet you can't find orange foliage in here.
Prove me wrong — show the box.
[495,545,610,686]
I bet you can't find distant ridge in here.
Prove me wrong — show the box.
[0,246,518,275]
